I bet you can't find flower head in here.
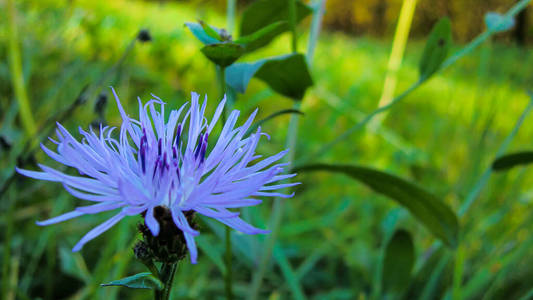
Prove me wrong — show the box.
[17,88,297,263]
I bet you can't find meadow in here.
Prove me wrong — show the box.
[2,0,533,299]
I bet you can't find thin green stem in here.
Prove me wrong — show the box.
[225,227,233,300]
[249,1,327,299]
[306,0,326,63]
[288,0,298,53]
[297,81,421,166]
[155,262,178,300]
[433,94,533,300]
[226,0,236,35]
[216,61,233,300]
[222,2,235,296]
[459,94,533,217]
[1,194,14,298]
[7,0,36,138]
[304,0,531,164]
[452,244,465,300]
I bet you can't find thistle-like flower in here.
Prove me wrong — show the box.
[17,88,296,263]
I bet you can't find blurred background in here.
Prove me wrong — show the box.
[2,0,533,299]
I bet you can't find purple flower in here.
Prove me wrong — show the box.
[17,88,297,263]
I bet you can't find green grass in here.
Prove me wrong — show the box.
[1,0,533,299]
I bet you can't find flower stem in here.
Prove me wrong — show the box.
[216,61,233,300]
[155,262,178,300]
[288,0,298,53]
[249,2,327,299]
[225,227,233,300]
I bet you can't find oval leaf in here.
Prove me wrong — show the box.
[200,43,245,67]
[382,229,415,296]
[419,18,452,81]
[240,0,313,37]
[101,272,163,290]
[485,12,515,33]
[295,164,458,247]
[226,54,313,100]
[492,151,533,171]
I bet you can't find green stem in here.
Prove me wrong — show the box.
[249,1,327,299]
[306,0,326,63]
[303,0,531,164]
[225,227,233,300]
[297,81,421,166]
[216,63,233,300]
[452,244,465,300]
[6,0,36,138]
[289,0,298,53]
[430,94,533,300]
[226,0,236,35]
[372,0,417,127]
[155,262,178,300]
[458,94,533,217]
[1,193,14,298]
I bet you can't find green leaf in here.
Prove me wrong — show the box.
[295,164,459,247]
[226,54,313,100]
[485,12,515,33]
[199,21,223,41]
[419,18,452,80]
[185,22,220,45]
[240,0,312,37]
[245,109,304,137]
[200,43,245,67]
[382,230,415,296]
[101,272,163,290]
[235,21,288,52]
[225,60,266,93]
[492,151,533,171]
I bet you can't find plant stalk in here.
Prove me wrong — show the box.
[155,262,178,300]
[216,61,233,300]
[6,0,36,138]
[371,0,417,127]
[249,1,327,299]
[289,0,298,53]
[225,227,233,300]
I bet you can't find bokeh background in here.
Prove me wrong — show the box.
[2,0,533,299]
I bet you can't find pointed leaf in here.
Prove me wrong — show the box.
[382,230,415,296]
[492,151,533,171]
[185,22,221,45]
[295,164,459,247]
[101,272,163,290]
[240,0,312,36]
[485,12,515,33]
[226,54,313,100]
[200,43,245,67]
[419,18,452,80]
[235,21,288,52]
[199,21,223,41]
